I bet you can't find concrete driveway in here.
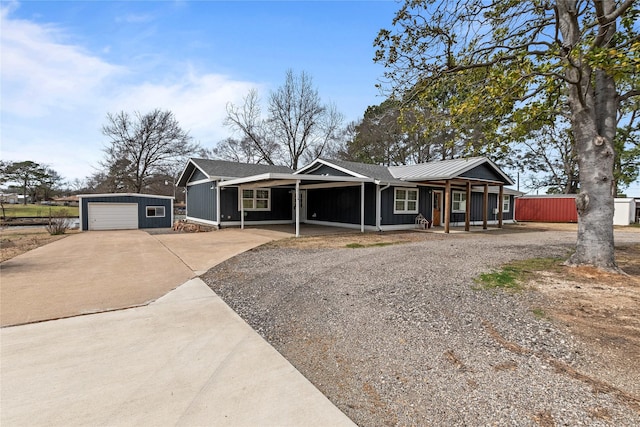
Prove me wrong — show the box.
[1,227,355,426]
[0,228,290,327]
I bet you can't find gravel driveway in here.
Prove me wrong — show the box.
[202,227,640,426]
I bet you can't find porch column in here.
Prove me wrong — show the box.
[360,181,365,233]
[498,185,504,228]
[216,182,221,225]
[240,186,244,230]
[375,184,381,231]
[295,180,300,237]
[465,181,471,231]
[444,180,451,233]
[482,184,488,230]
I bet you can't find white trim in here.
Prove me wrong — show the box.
[78,193,174,200]
[295,159,368,178]
[185,216,219,226]
[145,205,166,218]
[304,219,377,231]
[239,188,271,211]
[393,187,419,214]
[176,159,211,187]
[361,182,365,233]
[219,172,373,187]
[221,220,294,227]
[170,198,174,226]
[502,194,510,213]
[448,219,516,227]
[378,223,420,231]
[295,180,300,237]
[186,178,215,186]
[216,184,221,224]
[452,191,467,213]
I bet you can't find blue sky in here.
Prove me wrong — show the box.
[2,0,639,195]
[1,0,401,182]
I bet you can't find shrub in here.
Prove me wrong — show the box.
[45,209,72,235]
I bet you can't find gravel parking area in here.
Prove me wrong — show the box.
[202,226,640,426]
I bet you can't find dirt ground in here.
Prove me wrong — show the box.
[0,227,77,263]
[533,243,640,396]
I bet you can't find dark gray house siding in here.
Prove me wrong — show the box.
[460,164,504,182]
[380,186,432,226]
[219,187,293,222]
[447,192,514,224]
[307,184,376,225]
[190,168,208,182]
[81,195,172,230]
[186,181,216,222]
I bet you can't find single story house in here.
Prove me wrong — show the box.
[78,193,174,231]
[177,157,517,236]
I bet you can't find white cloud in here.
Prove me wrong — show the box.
[109,69,261,147]
[0,5,123,118]
[0,5,262,181]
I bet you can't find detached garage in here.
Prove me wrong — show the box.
[78,194,173,231]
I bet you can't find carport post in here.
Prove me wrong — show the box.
[361,181,365,233]
[295,180,300,237]
[240,185,244,230]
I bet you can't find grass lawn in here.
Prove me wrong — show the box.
[1,204,79,218]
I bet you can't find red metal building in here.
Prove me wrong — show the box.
[515,195,578,222]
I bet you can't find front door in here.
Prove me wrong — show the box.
[432,191,442,226]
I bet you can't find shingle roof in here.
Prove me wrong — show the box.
[191,158,293,178]
[388,157,489,180]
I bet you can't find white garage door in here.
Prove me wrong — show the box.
[88,203,138,230]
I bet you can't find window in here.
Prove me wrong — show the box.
[502,195,510,213]
[146,206,165,217]
[452,191,467,213]
[240,188,271,211]
[394,188,419,214]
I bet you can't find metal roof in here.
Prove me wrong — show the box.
[296,159,408,185]
[389,157,480,180]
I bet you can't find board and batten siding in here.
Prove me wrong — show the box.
[81,195,172,230]
[190,168,209,182]
[380,186,431,226]
[186,181,217,222]
[306,184,376,225]
[447,191,514,224]
[218,187,293,222]
[460,164,504,182]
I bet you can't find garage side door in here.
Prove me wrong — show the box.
[88,203,138,230]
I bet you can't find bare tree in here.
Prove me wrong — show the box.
[100,109,199,193]
[224,70,344,169]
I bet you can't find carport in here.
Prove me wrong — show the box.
[218,173,379,237]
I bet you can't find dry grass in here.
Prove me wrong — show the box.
[0,227,77,262]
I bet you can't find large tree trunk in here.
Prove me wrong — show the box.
[558,0,619,271]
